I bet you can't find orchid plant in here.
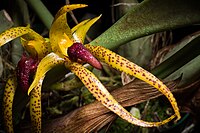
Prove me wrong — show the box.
[0,4,180,132]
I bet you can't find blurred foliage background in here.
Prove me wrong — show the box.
[1,0,200,132]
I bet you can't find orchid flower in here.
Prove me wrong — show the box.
[0,4,181,133]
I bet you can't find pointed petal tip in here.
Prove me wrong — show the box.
[88,58,103,70]
[79,4,88,8]
[98,14,102,19]
[27,88,33,96]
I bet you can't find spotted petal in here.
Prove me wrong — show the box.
[0,26,31,47]
[21,36,51,59]
[54,4,88,21]
[85,44,181,122]
[28,53,65,95]
[71,15,101,43]
[50,4,87,54]
[29,76,43,133]
[69,62,176,127]
[0,26,51,59]
[28,53,67,132]
[3,74,17,133]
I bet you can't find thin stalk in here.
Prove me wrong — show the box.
[25,0,54,29]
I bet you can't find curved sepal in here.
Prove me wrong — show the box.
[57,33,73,57]
[49,12,72,54]
[0,26,31,47]
[3,74,17,133]
[21,39,51,59]
[54,4,88,21]
[30,77,43,133]
[28,53,65,95]
[0,26,51,59]
[69,62,176,127]
[21,29,51,59]
[85,44,181,122]
[50,4,87,54]
[71,15,101,43]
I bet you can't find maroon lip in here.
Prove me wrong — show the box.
[67,43,102,70]
[17,53,38,92]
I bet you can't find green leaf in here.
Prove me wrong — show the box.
[166,54,200,87]
[90,0,200,49]
[152,34,200,79]
[0,10,13,33]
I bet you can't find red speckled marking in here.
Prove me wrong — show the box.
[17,53,38,92]
[3,74,17,133]
[85,44,181,122]
[69,62,176,127]
[30,77,43,133]
[50,5,87,54]
[0,27,30,47]
[28,53,66,132]
[28,53,65,95]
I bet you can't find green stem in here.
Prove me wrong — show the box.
[25,0,54,29]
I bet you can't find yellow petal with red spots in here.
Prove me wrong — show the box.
[49,12,72,54]
[69,62,176,127]
[21,39,51,59]
[21,27,44,42]
[54,4,87,21]
[29,77,43,133]
[71,15,101,43]
[3,74,17,133]
[0,26,51,59]
[0,26,31,47]
[50,4,87,54]
[21,29,51,59]
[28,53,65,95]
[85,44,181,122]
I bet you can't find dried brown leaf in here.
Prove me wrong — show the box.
[42,78,180,133]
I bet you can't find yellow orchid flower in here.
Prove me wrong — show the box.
[0,4,181,133]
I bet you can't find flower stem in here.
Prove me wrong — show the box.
[25,0,54,29]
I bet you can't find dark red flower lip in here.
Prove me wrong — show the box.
[67,43,102,70]
[17,53,38,92]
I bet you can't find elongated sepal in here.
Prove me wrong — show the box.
[30,77,43,133]
[85,44,181,122]
[0,26,51,59]
[0,26,31,47]
[3,74,17,133]
[28,53,65,95]
[50,4,90,55]
[69,62,176,127]
[21,29,51,59]
[71,15,101,43]
[49,13,72,53]
[21,38,51,59]
[50,4,87,54]
[54,4,88,21]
